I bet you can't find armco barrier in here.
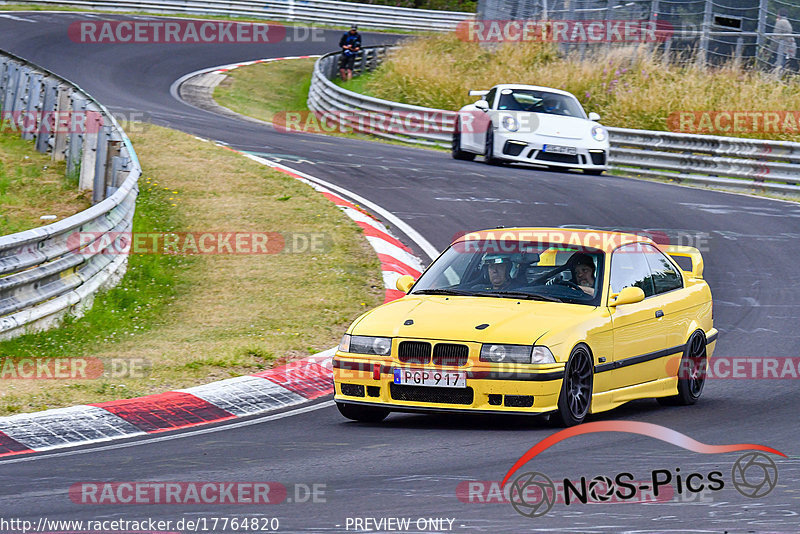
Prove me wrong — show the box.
[308,47,800,196]
[4,0,473,32]
[0,50,141,340]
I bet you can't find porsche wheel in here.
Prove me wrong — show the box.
[658,331,707,406]
[483,126,502,165]
[554,345,594,427]
[452,121,475,161]
[336,402,389,423]
[584,169,604,175]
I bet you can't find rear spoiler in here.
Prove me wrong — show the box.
[469,90,489,96]
[664,245,704,279]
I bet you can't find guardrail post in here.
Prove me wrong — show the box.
[0,57,9,96]
[35,78,58,153]
[104,134,122,197]
[3,62,20,116]
[79,105,101,193]
[11,65,29,115]
[92,124,110,203]
[67,95,85,176]
[21,71,42,141]
[51,85,71,160]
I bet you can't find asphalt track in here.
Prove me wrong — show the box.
[1,11,799,533]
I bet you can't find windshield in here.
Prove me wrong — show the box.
[411,240,604,305]
[495,89,586,118]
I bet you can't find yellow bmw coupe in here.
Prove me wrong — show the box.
[334,228,717,426]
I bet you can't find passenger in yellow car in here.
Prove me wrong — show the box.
[569,253,596,297]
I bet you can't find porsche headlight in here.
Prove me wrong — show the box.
[342,335,392,356]
[501,115,519,132]
[591,125,607,142]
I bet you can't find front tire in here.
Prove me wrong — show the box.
[584,169,604,175]
[336,401,389,423]
[483,126,503,165]
[452,122,475,161]
[658,331,707,406]
[554,345,594,427]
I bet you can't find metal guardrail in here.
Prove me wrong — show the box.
[0,50,141,340]
[308,48,455,147]
[309,46,800,196]
[6,0,473,32]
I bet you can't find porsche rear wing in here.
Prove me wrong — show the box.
[469,90,489,96]
[664,245,704,279]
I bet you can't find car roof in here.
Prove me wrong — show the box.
[488,84,578,99]
[452,227,655,254]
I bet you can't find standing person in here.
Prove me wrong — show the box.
[339,25,362,81]
[771,9,796,72]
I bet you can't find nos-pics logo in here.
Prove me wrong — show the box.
[502,421,783,518]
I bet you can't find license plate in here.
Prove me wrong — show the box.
[543,144,577,155]
[393,368,466,388]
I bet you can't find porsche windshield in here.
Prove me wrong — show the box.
[411,240,604,305]
[496,89,586,118]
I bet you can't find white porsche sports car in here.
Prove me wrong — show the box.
[452,84,610,175]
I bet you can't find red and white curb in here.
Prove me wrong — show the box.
[0,143,431,459]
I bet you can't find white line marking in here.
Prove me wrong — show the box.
[0,401,334,465]
[244,154,440,261]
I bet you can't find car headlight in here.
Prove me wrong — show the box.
[591,125,607,142]
[340,334,392,356]
[479,344,556,364]
[501,115,519,132]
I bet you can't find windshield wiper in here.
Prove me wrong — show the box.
[472,291,563,302]
[412,288,473,296]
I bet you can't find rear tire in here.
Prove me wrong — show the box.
[336,401,389,423]
[554,345,594,427]
[584,169,604,175]
[452,122,475,161]
[658,331,707,406]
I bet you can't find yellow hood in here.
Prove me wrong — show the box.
[350,295,596,345]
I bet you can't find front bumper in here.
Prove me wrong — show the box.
[333,356,565,415]
[494,131,609,170]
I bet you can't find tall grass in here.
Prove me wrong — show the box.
[361,34,800,141]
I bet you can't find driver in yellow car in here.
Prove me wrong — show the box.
[570,253,596,296]
[479,254,522,290]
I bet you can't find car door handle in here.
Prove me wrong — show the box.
[655,310,664,318]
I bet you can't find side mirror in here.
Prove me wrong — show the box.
[609,286,645,307]
[588,112,601,122]
[396,275,416,294]
[475,100,489,111]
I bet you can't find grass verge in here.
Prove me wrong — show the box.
[213,58,447,150]
[0,132,90,235]
[0,123,383,415]
[214,58,315,123]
